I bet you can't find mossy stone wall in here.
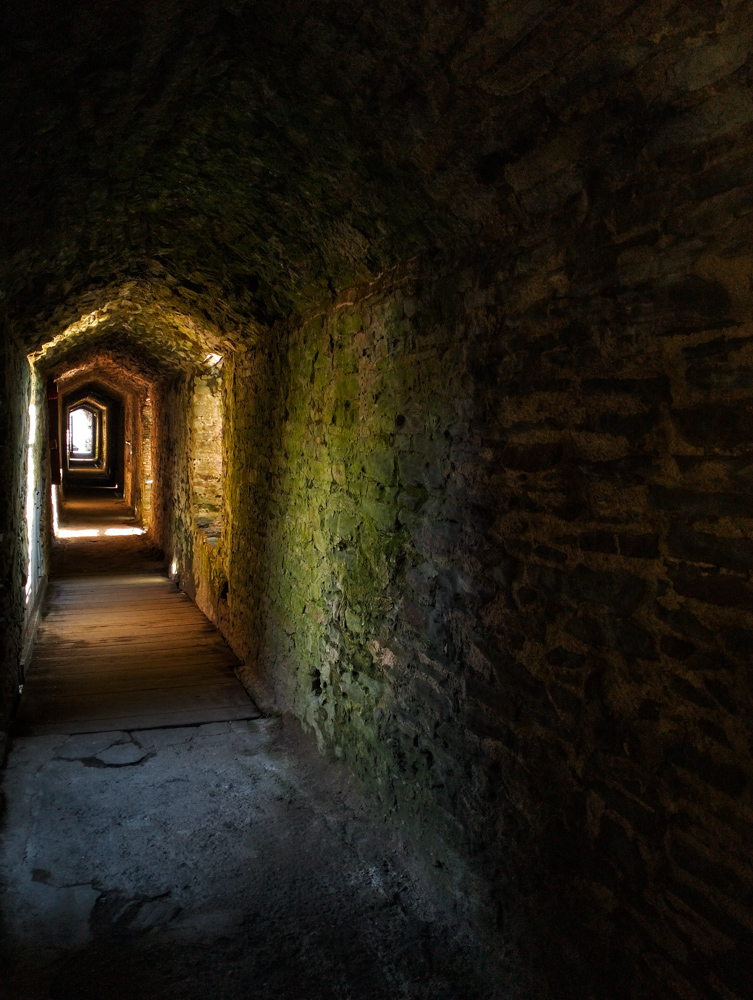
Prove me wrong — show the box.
[3,2,753,995]
[188,240,753,999]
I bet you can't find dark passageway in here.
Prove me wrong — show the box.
[4,505,489,999]
[2,2,753,998]
[61,387,123,493]
[15,488,258,735]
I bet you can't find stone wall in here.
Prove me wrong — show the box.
[151,375,190,570]
[0,340,48,744]
[152,371,223,625]
[158,365,233,637]
[189,370,224,544]
[122,390,138,510]
[2,2,753,996]
[140,396,154,529]
[0,334,31,737]
[452,251,753,998]
[22,367,47,670]
[179,234,752,999]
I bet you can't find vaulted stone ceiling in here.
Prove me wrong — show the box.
[28,281,230,376]
[4,0,751,347]
[4,6,753,998]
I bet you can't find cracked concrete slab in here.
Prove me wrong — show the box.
[53,732,128,758]
[1,716,500,999]
[92,743,149,766]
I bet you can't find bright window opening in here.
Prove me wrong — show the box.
[68,406,97,460]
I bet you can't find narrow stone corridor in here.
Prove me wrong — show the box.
[3,3,753,996]
[15,490,257,736]
[2,503,495,999]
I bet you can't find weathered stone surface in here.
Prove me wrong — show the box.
[666,745,748,799]
[618,533,660,559]
[0,335,32,730]
[667,564,753,610]
[667,524,753,572]
[2,3,753,998]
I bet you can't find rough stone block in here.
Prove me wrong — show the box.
[649,88,753,154]
[666,744,747,797]
[685,651,737,674]
[569,564,646,615]
[660,635,696,660]
[546,647,587,670]
[581,376,671,405]
[406,561,437,599]
[598,815,647,893]
[686,363,753,392]
[362,449,395,484]
[533,544,568,564]
[666,525,753,573]
[703,678,737,714]
[669,674,716,710]
[565,615,657,661]
[667,564,753,609]
[361,497,398,532]
[673,402,753,450]
[593,409,659,444]
[618,534,659,559]
[722,626,753,657]
[409,518,461,558]
[397,452,446,489]
[655,604,714,644]
[671,881,753,957]
[669,837,741,898]
[501,442,563,471]
[410,675,453,720]
[595,782,664,840]
[579,531,617,554]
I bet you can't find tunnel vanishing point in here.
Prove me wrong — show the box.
[2,2,753,998]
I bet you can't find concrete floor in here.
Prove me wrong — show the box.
[1,717,497,999]
[1,492,499,999]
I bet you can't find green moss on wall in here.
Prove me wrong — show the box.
[216,265,467,837]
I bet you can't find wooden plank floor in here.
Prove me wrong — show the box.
[14,491,260,735]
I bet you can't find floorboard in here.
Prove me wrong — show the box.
[14,491,260,736]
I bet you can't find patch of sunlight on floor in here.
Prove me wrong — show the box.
[55,526,144,538]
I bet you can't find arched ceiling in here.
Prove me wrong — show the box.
[29,280,232,374]
[61,382,122,410]
[3,0,477,341]
[2,0,751,352]
[53,356,152,402]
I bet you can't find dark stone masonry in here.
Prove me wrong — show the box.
[2,2,753,997]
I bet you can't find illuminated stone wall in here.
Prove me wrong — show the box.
[140,396,154,529]
[204,246,753,998]
[190,371,224,544]
[2,2,753,996]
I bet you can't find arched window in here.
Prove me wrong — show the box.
[61,388,120,488]
[68,405,97,460]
